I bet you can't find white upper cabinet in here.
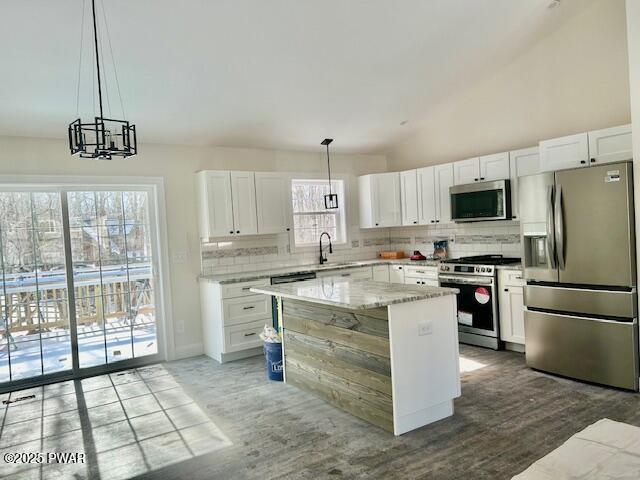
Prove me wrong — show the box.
[417,166,437,225]
[510,146,540,178]
[197,171,234,238]
[587,124,632,166]
[230,171,258,235]
[255,172,292,234]
[479,152,510,181]
[400,169,419,226]
[539,132,589,172]
[434,163,454,224]
[453,157,480,185]
[454,154,509,184]
[509,146,540,220]
[196,170,260,238]
[358,173,401,228]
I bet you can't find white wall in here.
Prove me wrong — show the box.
[0,135,387,358]
[627,0,640,313]
[387,0,630,170]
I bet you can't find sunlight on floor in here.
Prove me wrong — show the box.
[0,365,232,479]
[459,356,488,373]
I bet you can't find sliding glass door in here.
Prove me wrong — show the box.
[0,187,161,388]
[0,191,72,382]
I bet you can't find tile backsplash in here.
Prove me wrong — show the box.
[200,226,391,276]
[200,221,522,276]
[387,221,522,259]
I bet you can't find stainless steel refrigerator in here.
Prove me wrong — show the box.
[519,161,638,390]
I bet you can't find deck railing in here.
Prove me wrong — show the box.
[1,264,154,337]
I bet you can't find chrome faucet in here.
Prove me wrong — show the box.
[319,232,333,265]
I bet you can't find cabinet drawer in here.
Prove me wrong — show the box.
[334,267,373,279]
[404,265,438,279]
[224,320,265,353]
[404,278,438,287]
[500,269,524,287]
[222,279,270,299]
[223,295,271,326]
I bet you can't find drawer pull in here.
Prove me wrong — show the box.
[244,332,257,337]
[243,306,255,310]
[341,273,351,277]
[242,287,251,291]
[515,276,522,280]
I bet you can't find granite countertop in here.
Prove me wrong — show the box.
[250,277,458,310]
[199,258,441,284]
[496,263,523,271]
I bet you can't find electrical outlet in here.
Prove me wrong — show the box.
[175,320,185,334]
[418,320,433,336]
[172,251,188,264]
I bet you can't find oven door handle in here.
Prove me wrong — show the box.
[439,275,494,286]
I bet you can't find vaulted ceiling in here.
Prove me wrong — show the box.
[0,0,595,153]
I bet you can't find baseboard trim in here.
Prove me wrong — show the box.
[505,342,525,353]
[174,342,204,360]
[220,347,263,363]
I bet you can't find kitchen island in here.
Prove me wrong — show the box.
[251,277,460,435]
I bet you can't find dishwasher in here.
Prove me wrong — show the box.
[270,272,317,329]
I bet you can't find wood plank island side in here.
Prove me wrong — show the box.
[278,295,461,436]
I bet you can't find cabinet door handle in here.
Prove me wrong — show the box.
[435,220,440,223]
[474,178,478,181]
[244,332,257,337]
[229,231,234,234]
[243,306,255,310]
[375,223,379,226]
[515,276,522,280]
[430,220,435,223]
[286,228,290,231]
[480,177,485,180]
[413,221,417,224]
[504,288,509,292]
[242,287,251,291]
[580,160,586,164]
[590,158,596,163]
[236,230,240,234]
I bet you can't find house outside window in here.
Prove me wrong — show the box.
[291,179,346,247]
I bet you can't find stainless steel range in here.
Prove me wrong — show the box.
[439,255,520,350]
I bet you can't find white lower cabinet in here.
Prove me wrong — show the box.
[372,264,390,282]
[316,266,374,280]
[389,264,405,284]
[201,278,271,363]
[224,321,264,353]
[498,270,525,346]
[404,265,438,286]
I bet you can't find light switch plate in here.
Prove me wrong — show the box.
[418,320,433,336]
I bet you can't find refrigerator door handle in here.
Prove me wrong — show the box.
[555,184,565,270]
[546,185,557,269]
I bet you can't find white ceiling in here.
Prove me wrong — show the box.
[0,0,594,153]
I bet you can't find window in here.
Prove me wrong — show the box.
[291,179,346,247]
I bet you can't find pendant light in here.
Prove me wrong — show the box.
[68,0,137,159]
[321,138,338,209]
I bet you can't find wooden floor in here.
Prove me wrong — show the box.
[148,345,640,480]
[3,345,640,479]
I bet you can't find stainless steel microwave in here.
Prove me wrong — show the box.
[450,179,511,222]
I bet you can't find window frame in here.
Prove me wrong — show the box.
[288,174,350,253]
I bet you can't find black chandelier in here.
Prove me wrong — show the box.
[321,138,338,209]
[68,0,137,159]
